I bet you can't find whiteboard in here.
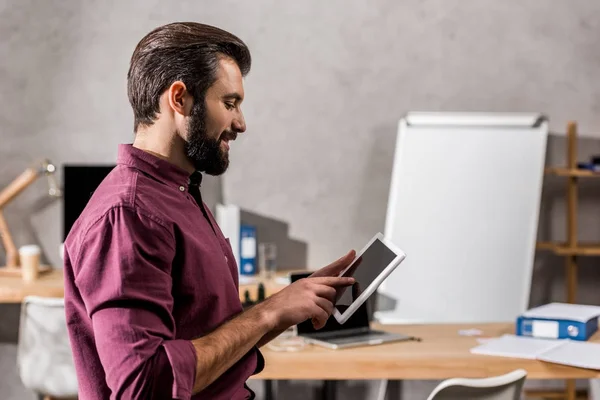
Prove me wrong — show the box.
[379,112,548,324]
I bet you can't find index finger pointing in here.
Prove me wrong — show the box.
[310,276,355,287]
[312,250,356,277]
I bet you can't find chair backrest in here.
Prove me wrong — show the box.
[17,295,78,397]
[426,369,527,400]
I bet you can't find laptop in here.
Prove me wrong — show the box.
[291,272,413,350]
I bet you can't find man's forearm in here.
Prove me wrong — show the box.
[190,303,274,394]
[241,303,287,348]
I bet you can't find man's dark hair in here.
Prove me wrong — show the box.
[127,22,251,132]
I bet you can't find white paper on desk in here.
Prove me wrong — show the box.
[470,334,564,359]
[238,276,257,285]
[522,302,600,323]
[538,340,600,370]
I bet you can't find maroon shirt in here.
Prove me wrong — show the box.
[63,144,263,399]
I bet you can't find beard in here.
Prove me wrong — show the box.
[183,101,230,175]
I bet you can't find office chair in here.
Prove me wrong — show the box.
[374,369,526,400]
[17,296,78,400]
[425,369,527,400]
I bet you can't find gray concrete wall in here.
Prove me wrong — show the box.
[1,1,600,399]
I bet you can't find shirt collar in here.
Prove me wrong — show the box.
[117,144,198,190]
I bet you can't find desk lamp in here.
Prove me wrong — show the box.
[0,159,61,277]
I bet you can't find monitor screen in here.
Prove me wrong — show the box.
[63,165,115,240]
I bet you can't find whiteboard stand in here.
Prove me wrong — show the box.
[377,112,548,324]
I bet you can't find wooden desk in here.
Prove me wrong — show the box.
[0,269,290,304]
[253,323,600,381]
[0,268,64,303]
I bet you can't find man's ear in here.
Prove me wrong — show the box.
[167,81,193,117]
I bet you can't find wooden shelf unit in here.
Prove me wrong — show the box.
[536,121,589,304]
[534,121,599,400]
[536,241,600,256]
[545,167,600,178]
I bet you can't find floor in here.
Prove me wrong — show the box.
[1,344,36,400]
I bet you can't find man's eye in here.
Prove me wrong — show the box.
[225,102,235,110]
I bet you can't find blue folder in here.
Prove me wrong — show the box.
[516,303,600,341]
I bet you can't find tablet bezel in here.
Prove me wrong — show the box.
[332,232,406,324]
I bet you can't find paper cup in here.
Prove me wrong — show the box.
[19,245,41,282]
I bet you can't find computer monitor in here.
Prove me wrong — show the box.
[62,165,115,241]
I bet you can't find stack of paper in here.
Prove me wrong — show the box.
[471,334,563,360]
[471,334,600,370]
[539,340,600,370]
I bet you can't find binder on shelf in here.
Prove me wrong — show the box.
[239,224,257,276]
[516,302,600,341]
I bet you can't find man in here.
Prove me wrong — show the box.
[63,22,356,400]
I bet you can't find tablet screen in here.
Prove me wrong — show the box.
[335,238,397,310]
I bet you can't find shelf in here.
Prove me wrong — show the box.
[536,241,600,256]
[545,167,600,178]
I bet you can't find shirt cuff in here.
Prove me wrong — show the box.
[161,339,197,399]
[253,346,265,375]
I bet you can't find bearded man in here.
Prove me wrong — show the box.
[63,22,355,400]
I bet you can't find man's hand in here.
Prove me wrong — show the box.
[257,275,355,330]
[255,250,357,346]
[308,249,358,323]
[305,250,358,330]
[256,250,356,332]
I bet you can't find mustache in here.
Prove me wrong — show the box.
[220,130,237,141]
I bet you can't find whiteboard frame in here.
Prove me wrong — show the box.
[380,112,548,323]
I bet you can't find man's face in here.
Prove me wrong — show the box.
[184,57,246,175]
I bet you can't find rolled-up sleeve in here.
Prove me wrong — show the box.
[73,205,196,399]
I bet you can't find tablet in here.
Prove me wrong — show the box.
[332,232,406,324]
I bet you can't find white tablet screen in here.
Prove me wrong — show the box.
[336,238,397,309]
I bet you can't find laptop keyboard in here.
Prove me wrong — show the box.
[327,332,392,345]
[309,329,387,341]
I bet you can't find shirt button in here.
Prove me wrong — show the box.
[225,256,228,262]
[179,186,185,192]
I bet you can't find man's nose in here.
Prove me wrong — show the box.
[232,112,246,133]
